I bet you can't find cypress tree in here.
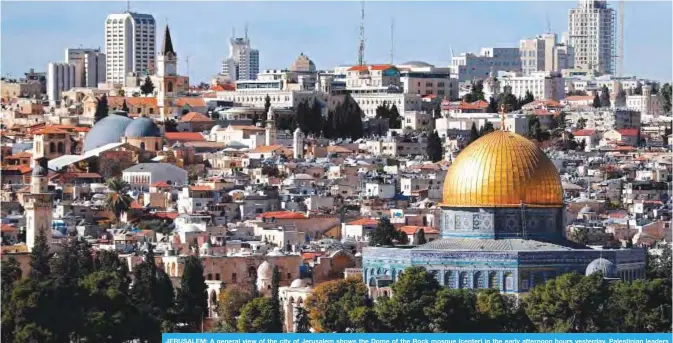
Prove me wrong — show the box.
[269,266,283,332]
[94,94,109,123]
[426,130,443,162]
[175,256,208,332]
[29,230,51,281]
[414,228,427,245]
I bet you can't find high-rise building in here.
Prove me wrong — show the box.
[221,30,260,81]
[65,48,106,87]
[567,0,616,74]
[105,12,156,84]
[47,62,76,105]
[520,33,575,75]
[450,47,521,81]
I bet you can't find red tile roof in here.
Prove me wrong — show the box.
[573,129,597,136]
[399,225,440,235]
[617,128,639,136]
[1,165,32,174]
[258,211,307,220]
[189,185,212,191]
[347,64,395,72]
[180,112,214,123]
[564,95,594,101]
[346,218,379,226]
[458,100,489,110]
[165,132,206,142]
[1,224,17,232]
[176,97,206,108]
[130,200,144,210]
[152,212,180,220]
[151,181,171,188]
[534,109,554,116]
[5,151,32,159]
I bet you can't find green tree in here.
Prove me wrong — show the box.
[121,99,130,113]
[525,273,610,332]
[237,297,276,333]
[607,279,672,332]
[660,83,672,114]
[294,307,311,333]
[216,286,253,331]
[369,217,407,246]
[1,257,22,343]
[118,89,125,97]
[615,88,627,107]
[486,97,498,113]
[577,117,587,130]
[105,177,133,224]
[94,94,109,123]
[481,121,495,135]
[389,104,401,129]
[376,266,440,332]
[7,279,58,343]
[375,102,389,119]
[476,289,532,332]
[164,119,178,132]
[136,219,173,235]
[521,90,535,106]
[433,102,442,119]
[140,76,155,96]
[304,276,369,333]
[600,85,611,107]
[427,288,479,332]
[592,93,601,108]
[175,256,208,332]
[414,228,427,245]
[469,122,480,144]
[471,80,485,101]
[130,246,176,341]
[348,305,381,333]
[29,229,51,281]
[261,94,272,126]
[79,270,136,342]
[570,228,589,245]
[647,244,672,280]
[426,130,443,162]
[269,266,283,332]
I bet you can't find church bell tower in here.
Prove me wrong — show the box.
[157,24,178,122]
[25,157,53,251]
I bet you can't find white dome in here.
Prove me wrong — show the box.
[257,261,273,279]
[210,125,222,134]
[290,278,308,288]
[585,258,618,278]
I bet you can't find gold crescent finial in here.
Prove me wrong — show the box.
[499,104,507,131]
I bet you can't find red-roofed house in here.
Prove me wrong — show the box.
[178,112,216,132]
[573,129,599,151]
[603,128,640,147]
[343,218,379,241]
[176,97,207,114]
[165,132,206,144]
[444,100,489,114]
[399,226,440,244]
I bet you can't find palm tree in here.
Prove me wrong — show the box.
[105,177,133,225]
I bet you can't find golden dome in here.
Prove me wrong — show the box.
[443,130,563,207]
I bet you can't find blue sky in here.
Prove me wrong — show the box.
[1,1,671,83]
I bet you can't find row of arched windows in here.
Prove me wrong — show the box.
[48,142,65,154]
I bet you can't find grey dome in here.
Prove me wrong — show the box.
[83,114,133,152]
[400,60,433,67]
[124,117,161,138]
[585,258,618,278]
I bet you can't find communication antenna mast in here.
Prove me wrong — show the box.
[186,56,190,77]
[617,0,625,77]
[357,1,365,66]
[244,22,249,42]
[546,13,551,33]
[127,0,130,12]
[389,18,395,64]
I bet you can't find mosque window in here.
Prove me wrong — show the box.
[488,272,499,289]
[459,272,468,289]
[474,271,484,289]
[444,271,455,288]
[504,273,514,291]
[520,272,530,290]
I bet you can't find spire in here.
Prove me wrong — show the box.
[499,104,508,131]
[161,24,175,56]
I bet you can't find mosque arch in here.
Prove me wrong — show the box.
[210,290,217,305]
[369,277,377,287]
[140,142,146,150]
[504,272,514,292]
[57,142,64,153]
[488,272,498,289]
[459,272,468,289]
[49,142,56,153]
[444,271,455,288]
[474,271,484,289]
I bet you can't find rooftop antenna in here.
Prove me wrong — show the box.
[546,13,551,33]
[186,56,190,77]
[389,18,395,64]
[232,26,236,39]
[127,0,130,13]
[357,1,365,66]
[244,22,249,42]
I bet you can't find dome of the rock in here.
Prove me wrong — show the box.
[442,130,563,207]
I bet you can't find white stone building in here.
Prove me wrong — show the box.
[567,0,616,74]
[493,71,565,101]
[450,47,521,81]
[47,62,76,105]
[65,48,106,88]
[105,12,156,85]
[221,31,259,81]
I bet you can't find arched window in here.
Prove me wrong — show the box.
[504,273,514,292]
[140,142,145,150]
[167,82,174,93]
[474,271,484,289]
[444,271,455,289]
[49,142,55,153]
[155,142,159,150]
[216,273,220,280]
[207,273,212,280]
[459,272,468,289]
[488,272,499,289]
[57,142,64,153]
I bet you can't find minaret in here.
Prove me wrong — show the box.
[25,157,53,251]
[293,128,304,159]
[265,107,276,146]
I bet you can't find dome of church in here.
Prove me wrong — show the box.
[124,117,162,138]
[442,130,563,207]
[290,278,308,288]
[257,261,273,279]
[82,114,134,152]
[585,258,618,278]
